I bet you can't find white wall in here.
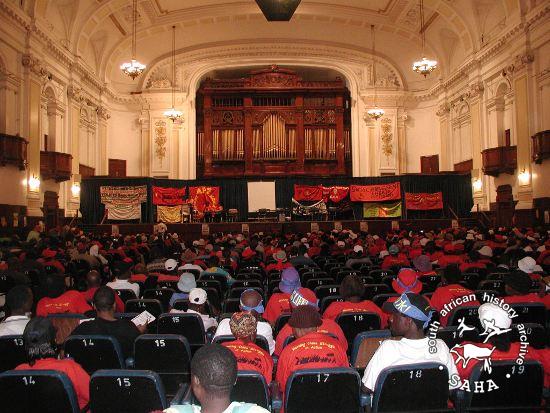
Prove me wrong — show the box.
[107,109,142,177]
[404,104,440,173]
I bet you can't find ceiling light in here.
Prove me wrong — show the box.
[121,0,146,79]
[255,0,301,21]
[163,26,183,122]
[367,25,384,121]
[412,0,437,77]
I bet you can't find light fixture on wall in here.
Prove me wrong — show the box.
[472,178,482,192]
[412,0,437,77]
[71,182,81,197]
[163,26,183,122]
[518,169,530,185]
[367,25,385,121]
[255,0,301,21]
[28,175,40,192]
[120,0,146,80]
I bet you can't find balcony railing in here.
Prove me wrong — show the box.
[453,159,472,173]
[40,151,72,182]
[481,145,517,177]
[0,133,27,170]
[532,130,550,164]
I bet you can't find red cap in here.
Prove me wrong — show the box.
[241,248,256,259]
[42,248,56,258]
[392,268,422,294]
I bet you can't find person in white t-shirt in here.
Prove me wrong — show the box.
[164,344,269,413]
[362,292,458,393]
[0,285,33,337]
[171,288,218,331]
[107,261,140,298]
[214,289,274,354]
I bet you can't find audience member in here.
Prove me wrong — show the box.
[36,273,92,316]
[169,272,196,308]
[171,288,218,331]
[107,261,140,298]
[289,244,316,267]
[263,267,300,325]
[81,270,124,313]
[345,245,372,269]
[0,285,33,336]
[15,317,90,410]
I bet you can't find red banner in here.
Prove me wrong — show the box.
[152,186,186,206]
[188,186,221,214]
[294,185,323,201]
[405,192,444,210]
[323,186,349,203]
[350,182,401,202]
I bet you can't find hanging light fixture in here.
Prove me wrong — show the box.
[412,0,437,77]
[255,0,301,21]
[163,26,183,122]
[120,0,146,79]
[367,25,384,121]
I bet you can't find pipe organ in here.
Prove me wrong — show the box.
[196,66,351,177]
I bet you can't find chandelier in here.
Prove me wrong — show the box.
[367,25,384,121]
[412,0,437,77]
[120,0,146,79]
[163,26,183,122]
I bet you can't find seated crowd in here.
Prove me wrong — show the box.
[0,224,549,412]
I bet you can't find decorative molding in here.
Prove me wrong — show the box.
[96,106,111,121]
[21,54,50,80]
[67,85,84,103]
[380,117,393,157]
[436,103,451,117]
[154,120,168,165]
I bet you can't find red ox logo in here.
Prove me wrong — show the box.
[450,344,495,374]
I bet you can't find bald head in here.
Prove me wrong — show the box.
[241,289,262,308]
[86,270,101,288]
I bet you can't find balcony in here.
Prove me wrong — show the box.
[40,151,72,182]
[532,130,550,164]
[0,133,27,170]
[454,159,473,173]
[481,145,517,177]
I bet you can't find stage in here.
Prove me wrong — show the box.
[83,217,478,244]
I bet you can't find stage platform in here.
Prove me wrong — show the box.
[84,217,478,244]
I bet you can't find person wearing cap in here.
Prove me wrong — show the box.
[323,274,388,327]
[459,250,486,273]
[15,317,90,410]
[363,292,458,394]
[36,273,92,317]
[430,265,480,327]
[164,258,179,274]
[382,268,427,308]
[70,241,101,269]
[274,287,347,356]
[164,344,270,413]
[345,244,373,269]
[107,260,140,298]
[221,312,273,384]
[263,267,301,325]
[502,271,548,308]
[214,289,275,354]
[72,286,143,358]
[38,247,66,274]
[81,270,125,313]
[265,250,293,273]
[477,245,493,264]
[203,255,234,285]
[275,305,348,400]
[289,244,316,267]
[169,272,197,308]
[437,243,466,268]
[172,288,217,331]
[413,254,436,277]
[517,256,544,280]
[451,302,550,388]
[179,249,205,274]
[381,244,410,270]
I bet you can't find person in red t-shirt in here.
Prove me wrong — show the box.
[36,273,92,317]
[222,312,273,384]
[437,244,465,268]
[323,274,388,327]
[263,267,300,325]
[15,317,90,410]
[382,268,427,308]
[430,265,479,327]
[265,250,293,274]
[274,287,347,356]
[451,302,550,389]
[413,254,437,277]
[80,270,124,312]
[276,305,348,401]
[381,245,410,270]
[459,250,487,273]
[502,271,548,308]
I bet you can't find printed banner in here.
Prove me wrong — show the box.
[105,204,142,221]
[100,185,147,205]
[152,186,186,206]
[363,201,402,218]
[405,192,443,210]
[188,186,221,214]
[350,182,401,202]
[294,185,323,201]
[157,205,183,223]
[323,186,349,203]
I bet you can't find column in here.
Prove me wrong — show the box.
[47,101,65,152]
[66,84,82,216]
[0,67,20,135]
[397,111,408,173]
[203,95,213,176]
[295,95,305,174]
[96,106,110,175]
[468,82,488,211]
[436,103,451,171]
[335,95,345,174]
[243,96,253,175]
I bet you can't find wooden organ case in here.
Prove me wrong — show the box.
[196,66,351,177]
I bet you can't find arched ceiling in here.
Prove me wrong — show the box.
[33,0,520,93]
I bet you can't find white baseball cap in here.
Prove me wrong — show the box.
[165,259,178,271]
[478,303,511,330]
[353,245,364,253]
[188,288,208,305]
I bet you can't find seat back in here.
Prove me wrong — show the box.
[133,334,191,396]
[231,370,270,409]
[314,284,340,301]
[335,312,381,350]
[447,305,481,329]
[115,289,138,303]
[90,369,168,413]
[0,335,26,372]
[0,369,80,413]
[350,331,400,375]
[363,284,390,300]
[465,360,543,411]
[125,299,163,318]
[509,303,546,325]
[142,289,175,311]
[436,326,479,349]
[371,293,398,308]
[157,313,206,348]
[510,323,546,349]
[371,363,449,413]
[273,313,291,336]
[64,335,125,374]
[228,286,264,300]
[319,295,344,313]
[305,277,336,290]
[285,368,362,413]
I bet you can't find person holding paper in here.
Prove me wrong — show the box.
[71,286,144,358]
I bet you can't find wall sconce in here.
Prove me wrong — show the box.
[28,176,41,192]
[518,169,530,185]
[71,182,81,197]
[472,178,482,192]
